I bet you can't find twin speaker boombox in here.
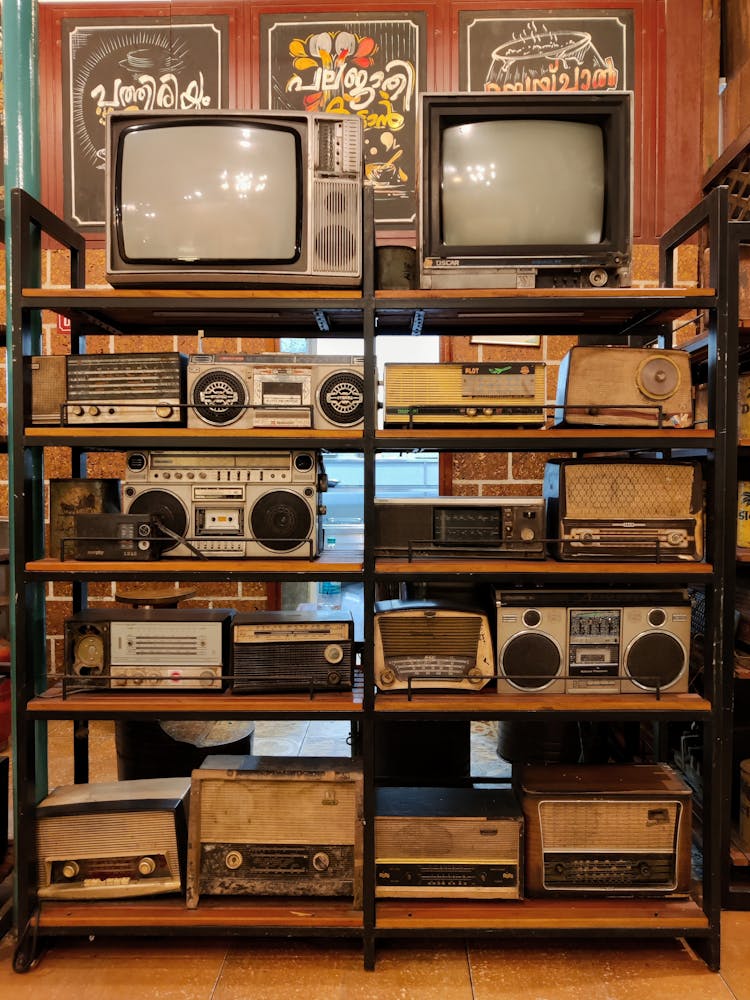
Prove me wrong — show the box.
[495,589,691,695]
[186,755,363,907]
[374,599,494,692]
[383,362,546,427]
[28,352,186,426]
[231,610,354,693]
[187,353,365,430]
[520,764,693,897]
[36,777,190,899]
[373,496,545,558]
[375,786,523,899]
[64,609,234,691]
[555,346,694,428]
[122,449,327,558]
[544,457,704,561]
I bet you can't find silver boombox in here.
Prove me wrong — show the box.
[122,449,327,558]
[187,354,365,430]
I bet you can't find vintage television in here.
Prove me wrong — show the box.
[106,109,364,289]
[419,91,632,290]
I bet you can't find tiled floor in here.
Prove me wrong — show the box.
[3,722,750,998]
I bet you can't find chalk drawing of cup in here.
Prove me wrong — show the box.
[486,29,604,88]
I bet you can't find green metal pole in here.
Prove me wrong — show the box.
[2,0,46,940]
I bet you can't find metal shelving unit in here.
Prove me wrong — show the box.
[7,185,730,971]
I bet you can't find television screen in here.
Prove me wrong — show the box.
[106,110,363,289]
[118,123,300,264]
[419,92,632,290]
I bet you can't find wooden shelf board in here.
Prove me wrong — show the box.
[374,896,709,931]
[26,551,364,578]
[28,684,364,718]
[37,896,364,931]
[377,428,715,445]
[373,692,711,716]
[375,558,713,577]
[23,287,363,303]
[25,426,364,445]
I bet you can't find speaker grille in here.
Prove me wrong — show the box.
[311,179,360,275]
[126,490,189,553]
[377,612,483,659]
[249,490,312,552]
[625,632,685,689]
[191,370,248,426]
[317,371,365,426]
[501,633,562,689]
[538,800,681,851]
[564,464,696,519]
[376,817,520,859]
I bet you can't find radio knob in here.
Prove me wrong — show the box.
[61,861,80,879]
[520,527,536,541]
[379,668,396,687]
[467,666,485,686]
[327,670,342,686]
[88,406,100,416]
[156,405,174,419]
[200,670,215,687]
[138,857,157,876]
[638,861,652,877]
[225,851,244,870]
[324,643,344,665]
[667,530,684,546]
[312,852,330,872]
[482,408,494,416]
[71,405,84,417]
[465,407,478,417]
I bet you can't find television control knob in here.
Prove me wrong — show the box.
[520,527,536,541]
[61,861,80,880]
[312,852,330,872]
[379,669,396,687]
[588,268,609,287]
[324,643,344,665]
[138,857,157,876]
[156,405,174,419]
[225,851,243,870]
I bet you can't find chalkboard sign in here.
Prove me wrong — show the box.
[459,9,633,93]
[62,17,229,229]
[260,12,425,230]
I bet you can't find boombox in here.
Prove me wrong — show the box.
[64,608,234,690]
[122,449,326,558]
[187,353,365,430]
[65,352,185,425]
[543,457,704,561]
[36,776,190,899]
[374,600,494,692]
[186,755,363,907]
[375,786,523,899]
[495,589,691,695]
[70,512,168,561]
[554,346,694,428]
[374,496,545,558]
[383,362,546,427]
[520,764,693,897]
[231,610,354,693]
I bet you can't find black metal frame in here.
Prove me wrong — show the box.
[6,184,731,972]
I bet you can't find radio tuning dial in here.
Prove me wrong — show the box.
[520,527,536,541]
[324,643,344,665]
[312,852,330,872]
[225,850,244,870]
[61,861,80,879]
[138,857,157,876]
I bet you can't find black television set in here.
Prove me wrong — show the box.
[418,91,632,290]
[106,110,364,289]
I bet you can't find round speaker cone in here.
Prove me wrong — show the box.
[250,490,312,552]
[318,371,365,426]
[501,633,562,689]
[625,632,684,689]
[636,356,681,400]
[74,629,105,675]
[126,490,189,553]
[192,370,247,425]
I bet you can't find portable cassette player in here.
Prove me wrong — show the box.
[122,449,327,558]
[231,610,354,693]
[64,608,234,691]
[495,588,691,695]
[187,353,365,430]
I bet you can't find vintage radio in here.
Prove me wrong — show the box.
[28,355,67,425]
[374,600,494,692]
[543,457,704,561]
[186,755,363,908]
[374,496,545,558]
[36,776,190,899]
[64,352,186,425]
[383,362,546,427]
[122,449,326,558]
[49,478,121,559]
[231,610,354,693]
[64,608,234,690]
[495,588,691,695]
[554,346,694,428]
[520,764,693,897]
[187,353,365,430]
[375,786,523,899]
[69,512,168,561]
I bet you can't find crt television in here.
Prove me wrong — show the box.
[419,91,632,290]
[106,110,364,289]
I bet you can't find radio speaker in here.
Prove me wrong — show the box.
[28,355,66,425]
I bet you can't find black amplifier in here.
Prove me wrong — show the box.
[374,496,544,558]
[64,352,186,426]
[70,513,168,561]
[231,610,354,693]
[375,786,523,899]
